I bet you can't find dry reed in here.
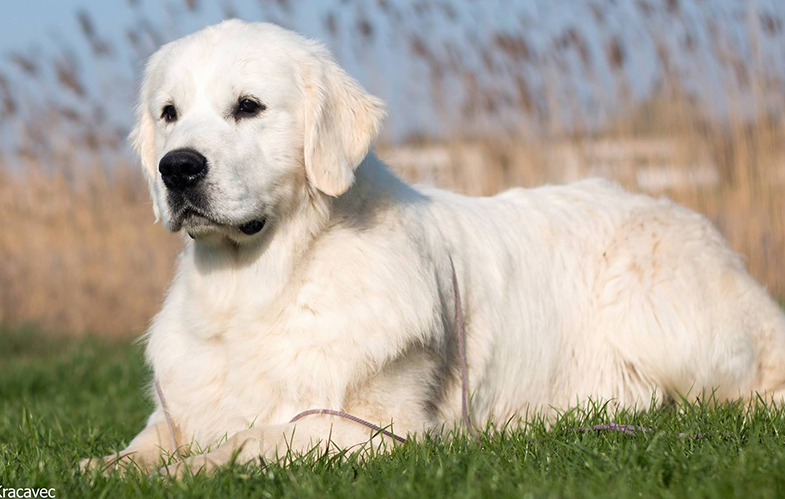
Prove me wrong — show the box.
[0,0,783,335]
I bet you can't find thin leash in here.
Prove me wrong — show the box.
[568,423,701,439]
[153,256,478,453]
[155,379,180,455]
[289,409,406,444]
[449,255,480,442]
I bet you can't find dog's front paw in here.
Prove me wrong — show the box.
[159,453,224,479]
[78,454,132,475]
[78,451,159,475]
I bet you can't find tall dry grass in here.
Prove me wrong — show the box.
[0,0,783,336]
[0,164,180,335]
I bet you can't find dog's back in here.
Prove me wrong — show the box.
[413,176,785,421]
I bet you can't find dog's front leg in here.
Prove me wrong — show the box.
[79,411,179,473]
[162,414,404,478]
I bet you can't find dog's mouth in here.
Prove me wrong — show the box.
[175,208,267,238]
[175,207,217,233]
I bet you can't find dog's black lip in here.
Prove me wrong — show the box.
[177,206,218,225]
[239,219,266,235]
[180,207,209,220]
[175,206,267,236]
[174,206,219,232]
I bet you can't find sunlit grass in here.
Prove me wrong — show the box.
[3,325,785,499]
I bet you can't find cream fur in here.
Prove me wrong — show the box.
[81,20,785,476]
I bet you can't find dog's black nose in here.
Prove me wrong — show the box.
[159,148,208,190]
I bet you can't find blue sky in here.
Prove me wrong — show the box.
[1,0,783,146]
[1,1,226,52]
[2,1,95,52]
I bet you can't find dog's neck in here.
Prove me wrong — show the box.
[179,153,396,312]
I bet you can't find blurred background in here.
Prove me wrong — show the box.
[0,0,783,336]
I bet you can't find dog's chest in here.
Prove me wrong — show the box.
[155,286,361,444]
[154,232,444,445]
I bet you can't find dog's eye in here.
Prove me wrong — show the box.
[235,98,265,119]
[161,104,178,123]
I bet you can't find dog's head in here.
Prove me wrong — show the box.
[132,20,385,242]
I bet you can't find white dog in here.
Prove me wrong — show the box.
[82,20,785,476]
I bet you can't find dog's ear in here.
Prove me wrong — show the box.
[129,65,161,221]
[302,50,386,197]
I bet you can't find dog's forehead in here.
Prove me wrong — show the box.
[148,23,302,104]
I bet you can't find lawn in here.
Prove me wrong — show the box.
[2,326,785,499]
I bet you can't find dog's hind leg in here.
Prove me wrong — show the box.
[590,202,785,408]
[743,284,785,403]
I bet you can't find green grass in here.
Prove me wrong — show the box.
[2,326,785,498]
